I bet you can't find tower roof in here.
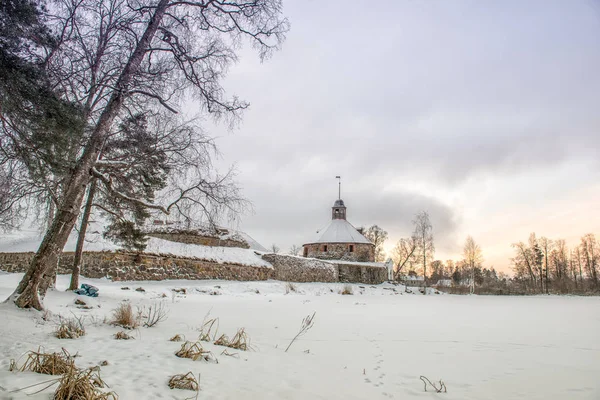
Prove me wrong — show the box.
[333,199,345,207]
[304,219,372,245]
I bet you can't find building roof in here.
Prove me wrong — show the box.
[305,219,373,245]
[333,199,345,207]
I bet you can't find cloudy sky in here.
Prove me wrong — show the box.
[193,0,600,272]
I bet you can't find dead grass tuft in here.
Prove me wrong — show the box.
[113,331,134,340]
[110,303,140,329]
[55,316,86,339]
[198,318,219,342]
[169,334,183,342]
[341,284,353,295]
[214,328,250,351]
[168,372,199,391]
[54,365,118,399]
[175,341,217,363]
[10,347,75,375]
[285,282,297,294]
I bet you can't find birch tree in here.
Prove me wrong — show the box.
[463,235,483,294]
[413,211,434,294]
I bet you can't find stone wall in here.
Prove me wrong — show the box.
[0,251,386,284]
[303,242,375,262]
[261,253,338,282]
[0,251,270,281]
[147,233,249,249]
[337,262,388,284]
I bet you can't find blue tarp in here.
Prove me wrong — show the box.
[74,283,99,297]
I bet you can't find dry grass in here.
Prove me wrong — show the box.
[113,331,134,340]
[55,316,86,339]
[175,341,217,363]
[168,372,199,391]
[169,334,183,342]
[285,282,297,294]
[285,312,316,352]
[10,348,75,375]
[220,349,239,358]
[341,284,353,295]
[54,365,118,399]
[420,376,447,393]
[214,328,250,351]
[110,303,140,329]
[198,318,219,342]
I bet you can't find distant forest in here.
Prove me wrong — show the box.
[355,212,599,295]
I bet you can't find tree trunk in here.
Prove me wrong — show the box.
[423,236,427,295]
[69,179,97,291]
[8,0,170,310]
[39,253,59,296]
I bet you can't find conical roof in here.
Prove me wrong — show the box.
[305,219,372,245]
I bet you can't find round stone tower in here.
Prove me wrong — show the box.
[302,199,375,262]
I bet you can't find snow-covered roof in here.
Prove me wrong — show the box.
[304,219,372,245]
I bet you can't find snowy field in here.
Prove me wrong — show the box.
[0,273,598,400]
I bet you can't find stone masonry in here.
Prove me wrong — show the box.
[0,250,387,285]
[303,243,374,263]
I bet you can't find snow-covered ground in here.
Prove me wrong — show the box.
[0,273,598,400]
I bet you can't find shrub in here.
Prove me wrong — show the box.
[110,303,140,329]
[10,347,75,375]
[55,316,86,339]
[143,302,169,327]
[55,365,117,399]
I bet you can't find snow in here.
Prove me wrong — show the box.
[307,219,372,245]
[0,273,598,400]
[144,237,271,268]
[0,228,270,268]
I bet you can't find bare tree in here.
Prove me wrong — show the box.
[580,234,599,288]
[463,236,483,294]
[391,236,417,279]
[4,0,289,310]
[270,244,280,254]
[539,237,553,294]
[413,211,434,295]
[364,225,388,262]
[289,245,302,257]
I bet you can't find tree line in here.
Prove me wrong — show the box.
[357,213,599,295]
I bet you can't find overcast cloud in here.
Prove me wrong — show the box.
[185,0,600,270]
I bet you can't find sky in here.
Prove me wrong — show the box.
[187,0,600,272]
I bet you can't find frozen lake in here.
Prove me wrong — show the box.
[0,274,598,399]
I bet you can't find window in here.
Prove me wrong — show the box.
[349,245,354,252]
[323,245,328,252]
[303,247,308,257]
